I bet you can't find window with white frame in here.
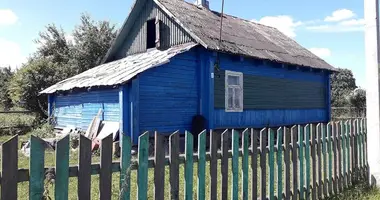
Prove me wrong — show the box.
[225,70,243,112]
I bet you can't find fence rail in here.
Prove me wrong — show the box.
[0,118,368,200]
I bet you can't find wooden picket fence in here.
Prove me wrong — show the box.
[0,118,368,200]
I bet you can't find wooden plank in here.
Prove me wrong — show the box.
[120,133,132,200]
[1,135,18,200]
[316,124,322,199]
[169,131,180,200]
[322,123,328,196]
[29,136,45,200]
[251,129,259,200]
[100,134,113,200]
[221,129,229,200]
[155,132,165,200]
[269,128,275,200]
[232,129,239,200]
[341,121,347,189]
[260,128,268,200]
[311,124,317,200]
[346,121,351,186]
[242,129,249,200]
[277,127,284,200]
[284,127,291,200]
[298,125,305,200]
[291,126,298,200]
[305,125,310,199]
[198,130,206,200]
[78,134,92,200]
[336,122,342,192]
[327,122,333,196]
[55,134,70,200]
[358,119,363,172]
[333,122,339,194]
[352,120,357,181]
[185,131,194,200]
[210,130,218,200]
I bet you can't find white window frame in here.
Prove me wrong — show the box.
[225,70,243,112]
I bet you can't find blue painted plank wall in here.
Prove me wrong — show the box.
[54,89,120,130]
[138,49,199,134]
[213,54,330,128]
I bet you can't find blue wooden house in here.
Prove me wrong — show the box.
[40,0,335,143]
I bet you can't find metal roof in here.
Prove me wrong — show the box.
[40,42,197,94]
[153,0,335,71]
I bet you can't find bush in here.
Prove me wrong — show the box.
[0,113,36,135]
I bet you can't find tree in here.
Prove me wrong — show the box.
[9,13,117,117]
[0,66,14,110]
[330,68,357,107]
[8,58,62,117]
[347,88,366,108]
[70,13,117,74]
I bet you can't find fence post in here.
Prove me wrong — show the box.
[169,131,180,200]
[231,129,239,200]
[184,131,194,200]
[197,130,206,200]
[1,135,18,200]
[137,132,149,200]
[261,128,268,200]
[242,129,249,200]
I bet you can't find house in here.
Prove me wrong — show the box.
[40,0,336,144]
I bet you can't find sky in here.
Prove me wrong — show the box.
[0,0,366,87]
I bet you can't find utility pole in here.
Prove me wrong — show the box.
[365,0,380,186]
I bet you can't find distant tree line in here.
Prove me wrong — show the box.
[0,13,117,118]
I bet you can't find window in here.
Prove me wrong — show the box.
[146,19,156,49]
[225,70,243,112]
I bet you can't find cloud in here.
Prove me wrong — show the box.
[339,18,365,26]
[0,9,18,26]
[306,22,364,32]
[252,15,302,38]
[0,38,26,69]
[308,48,331,58]
[324,9,355,22]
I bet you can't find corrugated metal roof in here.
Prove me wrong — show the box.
[40,42,197,94]
[155,0,336,71]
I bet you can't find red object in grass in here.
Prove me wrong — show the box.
[91,138,101,151]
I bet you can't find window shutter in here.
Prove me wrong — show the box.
[155,18,161,49]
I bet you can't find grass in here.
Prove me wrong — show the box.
[0,112,36,135]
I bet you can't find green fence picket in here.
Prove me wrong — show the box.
[322,123,328,195]
[197,130,206,200]
[120,133,131,200]
[1,135,18,200]
[29,136,46,200]
[137,132,149,200]
[269,128,275,200]
[346,121,351,186]
[327,122,333,196]
[277,127,284,200]
[305,124,310,198]
[358,120,363,169]
[298,125,304,199]
[341,121,347,188]
[55,134,70,200]
[232,129,239,200]
[185,131,194,200]
[242,129,249,200]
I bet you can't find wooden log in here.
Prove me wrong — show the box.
[78,135,92,200]
[1,135,18,200]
